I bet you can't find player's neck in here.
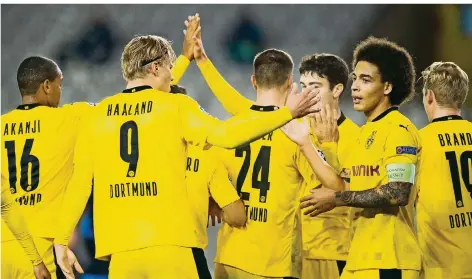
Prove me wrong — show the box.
[332,101,342,120]
[365,98,391,122]
[431,107,461,121]
[22,95,40,105]
[255,89,287,108]
[126,78,165,92]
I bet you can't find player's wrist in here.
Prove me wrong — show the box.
[182,52,193,61]
[32,259,44,266]
[195,56,208,64]
[298,140,313,151]
[334,191,347,206]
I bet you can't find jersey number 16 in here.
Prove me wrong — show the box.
[4,139,40,194]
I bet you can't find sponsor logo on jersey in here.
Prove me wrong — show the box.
[396,146,417,155]
[352,164,380,176]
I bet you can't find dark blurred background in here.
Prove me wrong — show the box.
[2,4,471,278]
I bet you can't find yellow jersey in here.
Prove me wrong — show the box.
[186,145,240,249]
[196,58,359,263]
[416,115,472,278]
[55,86,294,259]
[1,103,92,242]
[302,114,359,261]
[215,105,317,278]
[345,107,422,271]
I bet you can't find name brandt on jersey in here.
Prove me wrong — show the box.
[110,182,158,198]
[449,211,472,229]
[245,205,268,223]
[107,101,153,116]
[438,132,472,147]
[3,120,40,136]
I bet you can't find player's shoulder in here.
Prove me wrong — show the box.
[339,115,360,132]
[384,109,419,135]
[62,101,96,113]
[2,104,61,121]
[172,93,200,107]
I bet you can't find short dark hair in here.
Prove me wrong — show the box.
[253,49,293,89]
[299,53,349,92]
[352,37,416,106]
[169,84,188,95]
[17,56,60,96]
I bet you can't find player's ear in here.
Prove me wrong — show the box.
[383,82,392,96]
[286,75,294,91]
[251,75,257,90]
[149,62,159,76]
[426,89,435,105]
[42,79,51,94]
[333,83,344,99]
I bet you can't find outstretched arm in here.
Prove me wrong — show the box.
[191,17,253,115]
[181,84,319,150]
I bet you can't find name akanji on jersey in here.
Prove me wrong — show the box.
[1,102,92,241]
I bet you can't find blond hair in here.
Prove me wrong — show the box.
[121,35,176,81]
[422,61,469,109]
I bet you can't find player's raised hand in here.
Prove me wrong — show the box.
[192,28,208,64]
[281,117,311,147]
[300,187,337,217]
[312,104,339,143]
[33,262,51,279]
[54,244,84,279]
[182,13,201,61]
[285,83,321,119]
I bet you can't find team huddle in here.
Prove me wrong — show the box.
[1,13,471,279]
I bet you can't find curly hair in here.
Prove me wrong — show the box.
[299,53,349,92]
[352,37,416,106]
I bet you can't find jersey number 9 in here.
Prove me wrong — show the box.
[120,121,139,177]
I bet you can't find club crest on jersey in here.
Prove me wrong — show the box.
[365,131,377,149]
[396,146,417,155]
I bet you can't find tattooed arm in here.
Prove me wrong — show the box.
[300,181,413,216]
[335,181,412,208]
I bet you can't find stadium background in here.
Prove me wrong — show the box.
[1,4,471,278]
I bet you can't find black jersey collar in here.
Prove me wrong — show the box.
[250,104,279,112]
[432,115,463,123]
[16,103,42,110]
[122,85,153,93]
[337,111,346,126]
[372,106,399,122]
